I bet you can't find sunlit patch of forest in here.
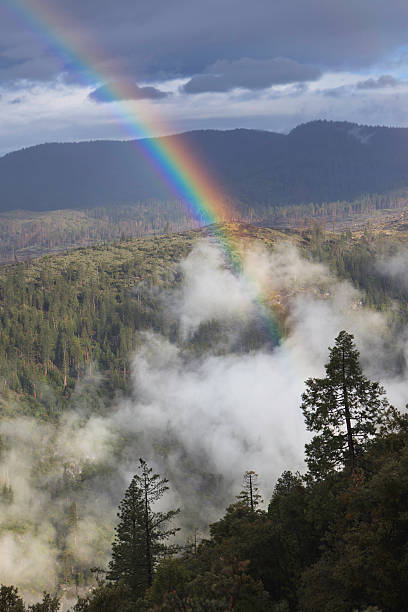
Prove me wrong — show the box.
[1,189,408,263]
[0,202,200,263]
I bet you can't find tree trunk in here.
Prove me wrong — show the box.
[342,346,355,470]
[144,473,153,587]
[249,473,254,513]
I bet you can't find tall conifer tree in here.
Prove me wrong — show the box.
[301,330,394,478]
[107,459,179,601]
[236,470,263,512]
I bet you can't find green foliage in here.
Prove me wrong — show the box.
[236,470,263,513]
[0,224,298,415]
[3,225,408,608]
[107,459,180,601]
[27,593,60,612]
[263,190,408,232]
[2,359,408,612]
[0,233,193,415]
[3,220,408,419]
[146,556,272,611]
[0,482,13,505]
[0,203,198,263]
[301,330,394,478]
[306,220,408,334]
[73,582,133,612]
[143,558,193,608]
[0,586,25,612]
[298,432,408,611]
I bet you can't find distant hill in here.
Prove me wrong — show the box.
[1,120,408,212]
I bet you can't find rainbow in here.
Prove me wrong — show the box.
[5,0,234,225]
[5,0,281,343]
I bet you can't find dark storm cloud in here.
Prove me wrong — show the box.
[89,82,168,103]
[182,57,321,93]
[356,75,402,89]
[1,0,408,86]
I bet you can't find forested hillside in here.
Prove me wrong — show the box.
[0,225,281,413]
[0,230,195,415]
[3,332,408,611]
[4,0,408,607]
[2,190,408,263]
[2,121,408,213]
[2,222,408,610]
[0,203,199,263]
[1,224,302,415]
[1,221,408,415]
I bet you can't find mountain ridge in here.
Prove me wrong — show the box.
[1,120,408,212]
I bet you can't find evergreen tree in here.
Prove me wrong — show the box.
[107,459,179,601]
[236,470,263,512]
[301,330,394,478]
[27,593,60,612]
[0,585,25,612]
[0,483,13,505]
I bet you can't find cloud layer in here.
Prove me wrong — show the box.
[2,0,408,85]
[2,1,408,150]
[183,57,321,93]
[89,82,168,103]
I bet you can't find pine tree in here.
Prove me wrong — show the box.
[107,459,179,601]
[0,585,25,612]
[28,592,60,612]
[301,330,394,478]
[236,470,263,512]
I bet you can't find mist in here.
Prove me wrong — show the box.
[1,238,408,603]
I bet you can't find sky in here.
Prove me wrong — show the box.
[2,0,408,154]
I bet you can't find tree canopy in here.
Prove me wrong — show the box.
[301,330,394,478]
[107,459,179,602]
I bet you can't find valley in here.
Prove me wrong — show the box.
[3,0,408,608]
[2,217,408,609]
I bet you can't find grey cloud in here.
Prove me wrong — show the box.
[0,55,24,70]
[182,57,321,94]
[322,85,351,98]
[89,81,168,103]
[321,74,405,98]
[2,1,408,85]
[356,74,402,89]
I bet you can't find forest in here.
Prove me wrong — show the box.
[0,203,199,263]
[3,0,408,608]
[1,189,408,263]
[1,221,408,416]
[1,223,408,610]
[2,329,408,611]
